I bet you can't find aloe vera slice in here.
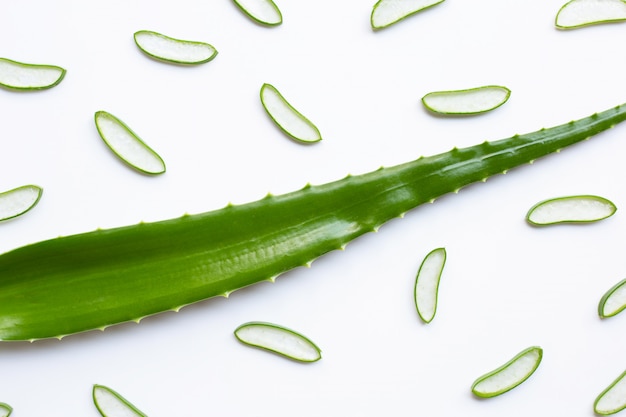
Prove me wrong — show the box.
[134,30,217,65]
[598,278,626,318]
[414,247,446,323]
[0,185,43,222]
[233,0,282,26]
[555,0,626,29]
[371,0,445,29]
[94,111,166,175]
[93,385,147,417]
[0,57,65,90]
[595,370,626,415]
[260,83,322,143]
[422,85,510,115]
[472,346,543,398]
[0,403,12,417]
[526,195,616,226]
[234,321,322,362]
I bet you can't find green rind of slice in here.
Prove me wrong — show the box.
[94,111,166,176]
[260,83,322,144]
[471,346,543,398]
[0,57,66,90]
[93,384,147,417]
[232,0,283,26]
[0,184,43,222]
[555,0,626,29]
[0,403,12,417]
[421,85,511,115]
[414,247,446,323]
[595,369,626,415]
[598,278,626,318]
[370,0,445,30]
[526,195,617,226]
[134,30,218,65]
[234,321,322,362]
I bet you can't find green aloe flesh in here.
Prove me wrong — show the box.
[471,346,543,398]
[0,104,626,341]
[134,30,218,65]
[93,385,147,417]
[525,195,617,226]
[0,57,66,90]
[422,85,511,115]
[0,185,43,222]
[595,369,626,415]
[371,0,445,29]
[414,247,446,323]
[556,0,626,29]
[0,403,12,417]
[234,321,322,362]
[232,0,282,26]
[598,278,626,318]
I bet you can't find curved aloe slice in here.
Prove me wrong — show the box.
[0,57,65,90]
[422,85,510,115]
[234,321,322,362]
[93,385,147,417]
[0,403,12,417]
[526,195,616,226]
[260,83,322,143]
[233,0,282,26]
[414,247,446,323]
[94,111,166,175]
[598,278,626,318]
[134,30,217,65]
[371,0,445,30]
[555,0,626,29]
[0,185,43,222]
[595,370,626,415]
[472,346,543,398]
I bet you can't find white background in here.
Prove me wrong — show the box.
[1,1,626,416]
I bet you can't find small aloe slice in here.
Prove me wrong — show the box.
[0,403,12,417]
[0,57,65,90]
[472,346,543,398]
[599,278,626,318]
[371,0,445,30]
[0,185,43,222]
[526,195,616,226]
[595,370,626,415]
[414,247,446,323]
[234,321,322,362]
[94,111,166,175]
[260,83,322,143]
[233,0,282,26]
[93,385,147,417]
[134,30,218,65]
[422,85,511,115]
[555,0,626,29]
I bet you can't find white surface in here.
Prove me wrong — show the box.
[1,1,626,416]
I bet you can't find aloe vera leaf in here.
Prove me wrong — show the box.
[234,321,322,362]
[260,83,322,143]
[0,185,43,222]
[414,247,446,323]
[134,30,218,65]
[93,385,147,417]
[598,278,626,318]
[0,104,626,341]
[471,346,543,398]
[94,111,166,175]
[595,369,626,415]
[525,195,616,226]
[0,403,12,417]
[0,57,66,90]
[555,0,626,29]
[370,0,445,30]
[422,85,511,115]
[232,0,282,26]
